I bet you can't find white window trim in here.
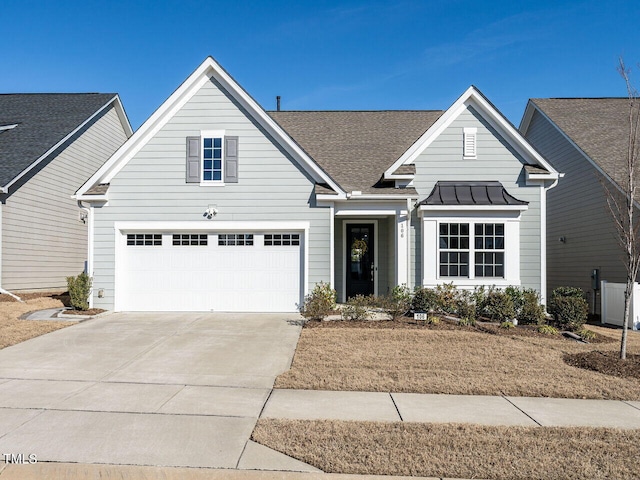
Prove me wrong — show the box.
[200,130,225,186]
[463,127,477,159]
[422,213,521,288]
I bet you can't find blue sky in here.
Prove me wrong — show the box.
[2,0,639,129]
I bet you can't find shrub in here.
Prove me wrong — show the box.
[548,286,588,331]
[382,284,412,320]
[577,327,596,341]
[484,290,515,322]
[458,316,476,327]
[341,295,371,321]
[412,287,438,313]
[505,285,525,315]
[500,321,515,329]
[538,324,559,335]
[435,283,458,314]
[456,289,476,323]
[518,289,546,325]
[426,315,440,325]
[472,286,490,317]
[66,272,92,311]
[299,282,336,320]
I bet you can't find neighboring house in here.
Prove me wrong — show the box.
[520,98,632,313]
[76,57,558,312]
[0,94,132,292]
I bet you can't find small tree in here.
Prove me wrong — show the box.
[603,58,640,359]
[66,272,92,311]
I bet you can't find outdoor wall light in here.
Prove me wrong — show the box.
[204,205,218,219]
[559,236,566,243]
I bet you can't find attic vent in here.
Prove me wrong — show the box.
[463,127,477,158]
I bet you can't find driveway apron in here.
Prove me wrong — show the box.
[0,312,304,469]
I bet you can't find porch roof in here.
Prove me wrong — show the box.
[419,181,529,206]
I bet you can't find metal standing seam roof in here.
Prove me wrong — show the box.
[420,181,529,206]
[268,110,443,194]
[531,98,634,195]
[0,93,117,188]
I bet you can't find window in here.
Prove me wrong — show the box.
[218,234,254,246]
[203,137,223,181]
[439,223,469,277]
[127,234,162,246]
[463,127,477,158]
[474,224,504,277]
[264,233,300,246]
[172,234,208,246]
[438,222,505,278]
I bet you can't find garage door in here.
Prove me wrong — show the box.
[116,231,303,312]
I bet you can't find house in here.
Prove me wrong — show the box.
[76,57,559,312]
[0,94,132,293]
[520,98,634,314]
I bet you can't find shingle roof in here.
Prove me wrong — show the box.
[0,93,116,187]
[531,98,633,192]
[268,110,443,194]
[420,181,528,206]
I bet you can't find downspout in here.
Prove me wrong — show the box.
[77,200,94,308]
[406,197,412,287]
[0,201,22,301]
[540,176,562,308]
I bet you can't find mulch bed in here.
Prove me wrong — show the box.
[0,291,68,303]
[564,351,640,380]
[62,308,106,316]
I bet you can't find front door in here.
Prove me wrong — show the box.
[346,223,375,298]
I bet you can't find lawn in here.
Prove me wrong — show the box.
[253,419,640,480]
[275,321,640,399]
[0,293,77,349]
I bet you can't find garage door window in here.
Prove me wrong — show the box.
[172,234,208,246]
[218,234,254,246]
[127,234,162,246]
[265,233,300,246]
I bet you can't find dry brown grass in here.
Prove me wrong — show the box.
[253,419,640,480]
[275,323,640,399]
[0,297,76,349]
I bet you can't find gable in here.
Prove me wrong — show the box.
[111,77,320,192]
[77,57,343,200]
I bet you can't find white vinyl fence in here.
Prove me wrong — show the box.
[601,281,640,330]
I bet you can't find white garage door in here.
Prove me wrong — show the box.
[116,231,303,312]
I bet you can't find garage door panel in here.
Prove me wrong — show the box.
[117,232,302,312]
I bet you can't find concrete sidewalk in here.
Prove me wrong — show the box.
[261,389,640,429]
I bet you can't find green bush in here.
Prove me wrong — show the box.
[341,295,371,321]
[505,286,525,315]
[456,289,476,323]
[538,324,559,335]
[472,286,490,317]
[577,327,596,341]
[382,284,412,321]
[435,283,458,314]
[299,282,337,320]
[412,287,438,313]
[500,321,515,329]
[484,290,515,322]
[66,272,92,311]
[458,316,476,327]
[548,286,588,331]
[518,289,546,325]
[426,315,440,325]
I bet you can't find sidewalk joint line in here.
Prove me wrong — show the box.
[389,393,403,422]
[502,396,542,426]
[257,388,275,419]
[622,400,640,412]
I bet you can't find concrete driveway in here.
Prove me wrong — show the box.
[0,312,313,471]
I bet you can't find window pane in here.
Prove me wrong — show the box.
[495,224,504,235]
[204,138,212,148]
[213,138,221,148]
[495,237,504,249]
[451,224,459,235]
[461,224,469,235]
[213,149,221,159]
[460,238,469,249]
[475,224,482,235]
[213,171,222,181]
[485,238,494,249]
[204,160,212,169]
[203,171,212,181]
[213,160,221,170]
[204,149,212,159]
[440,224,448,235]
[475,238,483,249]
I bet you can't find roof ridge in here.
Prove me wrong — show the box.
[266,109,445,113]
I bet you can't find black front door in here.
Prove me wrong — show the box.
[346,223,374,298]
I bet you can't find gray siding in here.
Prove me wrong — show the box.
[92,78,331,309]
[414,106,543,293]
[2,106,128,290]
[524,109,624,311]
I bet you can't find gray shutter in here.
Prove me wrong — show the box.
[186,136,200,183]
[225,136,239,183]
